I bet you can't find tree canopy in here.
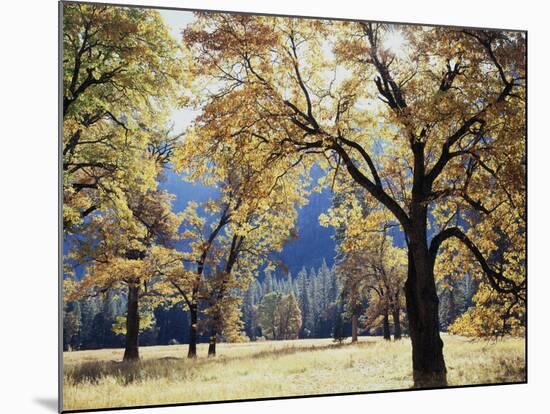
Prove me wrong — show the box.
[181,15,525,386]
[62,4,185,230]
[63,4,526,388]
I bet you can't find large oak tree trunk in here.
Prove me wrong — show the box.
[404,239,447,388]
[188,303,198,358]
[123,283,140,362]
[351,313,358,343]
[383,307,391,340]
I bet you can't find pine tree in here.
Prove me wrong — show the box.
[264,271,273,293]
[318,259,331,312]
[243,283,258,339]
[79,297,99,348]
[255,281,264,303]
[284,272,293,294]
[309,268,319,336]
[296,267,311,337]
[63,301,82,351]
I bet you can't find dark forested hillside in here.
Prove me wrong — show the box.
[160,167,337,275]
[277,190,336,275]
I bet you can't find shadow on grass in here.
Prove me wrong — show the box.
[65,340,376,385]
[246,340,374,361]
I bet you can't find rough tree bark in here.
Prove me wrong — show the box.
[351,313,358,343]
[187,301,198,358]
[392,294,402,340]
[332,137,448,384]
[383,306,391,341]
[207,236,241,357]
[207,324,217,357]
[123,282,140,362]
[404,220,447,388]
[185,210,231,359]
[203,22,523,390]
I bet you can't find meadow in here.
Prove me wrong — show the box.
[63,334,525,411]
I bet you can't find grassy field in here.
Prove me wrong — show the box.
[63,334,525,411]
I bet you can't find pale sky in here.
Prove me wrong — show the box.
[159,9,195,42]
[159,9,199,133]
[157,9,407,133]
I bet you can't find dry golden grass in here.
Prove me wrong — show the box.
[63,334,525,411]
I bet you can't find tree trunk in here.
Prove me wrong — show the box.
[383,307,391,340]
[207,238,239,357]
[392,305,401,341]
[351,313,358,343]
[123,283,140,362]
[404,240,447,388]
[187,303,198,358]
[392,291,401,341]
[208,321,218,357]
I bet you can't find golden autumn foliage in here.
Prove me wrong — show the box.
[182,14,525,340]
[449,282,525,337]
[66,188,183,306]
[167,138,307,344]
[62,3,186,230]
[62,4,525,391]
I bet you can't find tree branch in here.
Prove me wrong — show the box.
[429,227,525,301]
[330,140,410,230]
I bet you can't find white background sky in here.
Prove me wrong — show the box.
[159,8,195,39]
[0,1,547,414]
[159,9,199,132]
[157,9,408,133]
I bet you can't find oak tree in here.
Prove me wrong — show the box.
[62,3,184,231]
[183,15,526,386]
[66,189,182,361]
